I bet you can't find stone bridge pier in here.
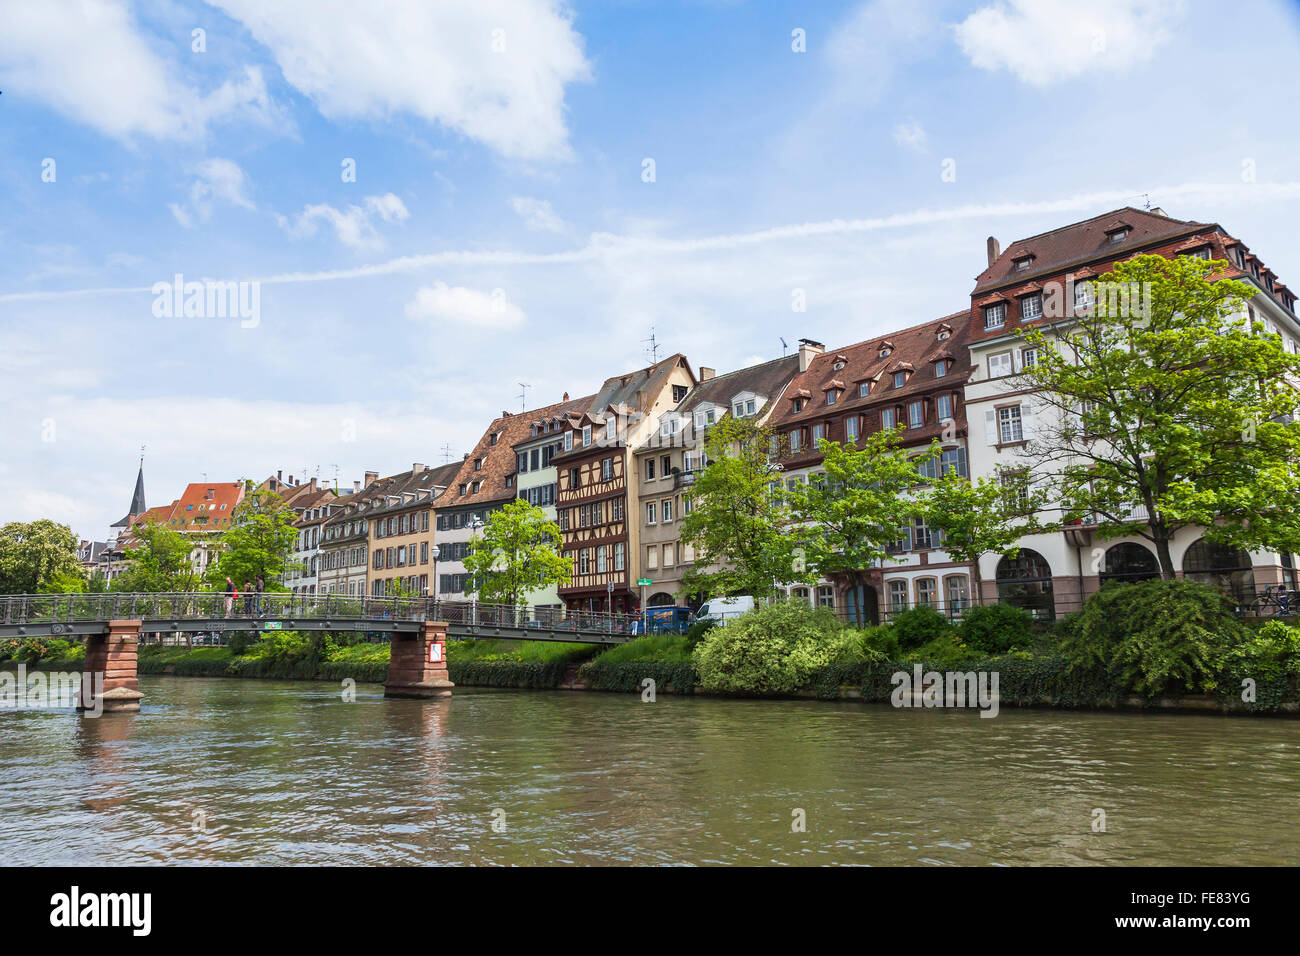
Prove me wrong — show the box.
[384,621,454,699]
[80,619,144,715]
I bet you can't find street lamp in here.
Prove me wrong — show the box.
[429,544,440,617]
[468,516,484,624]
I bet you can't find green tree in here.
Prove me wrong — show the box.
[462,499,571,606]
[787,428,935,627]
[1019,253,1300,577]
[0,520,85,594]
[923,469,1044,604]
[205,488,301,590]
[117,520,201,592]
[678,416,807,601]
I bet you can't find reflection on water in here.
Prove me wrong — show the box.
[2,676,1298,865]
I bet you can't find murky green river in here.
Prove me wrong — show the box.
[2,676,1297,865]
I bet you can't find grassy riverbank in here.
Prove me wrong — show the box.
[6,581,1300,713]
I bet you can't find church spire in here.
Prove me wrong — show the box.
[111,451,147,528]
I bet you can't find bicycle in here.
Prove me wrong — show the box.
[1249,586,1295,617]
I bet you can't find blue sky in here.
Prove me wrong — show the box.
[2,0,1300,538]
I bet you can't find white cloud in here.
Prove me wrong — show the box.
[892,120,928,153]
[210,0,591,160]
[511,196,568,233]
[954,0,1182,87]
[0,2,278,141]
[826,0,942,103]
[169,159,256,228]
[405,282,525,328]
[276,193,410,250]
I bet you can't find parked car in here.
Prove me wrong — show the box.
[696,596,754,624]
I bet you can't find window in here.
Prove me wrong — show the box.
[1013,256,1033,271]
[984,303,1006,329]
[646,502,657,525]
[996,549,1055,621]
[908,401,923,428]
[858,381,871,397]
[662,498,673,522]
[845,416,859,442]
[661,455,672,477]
[615,543,625,571]
[917,446,967,481]
[893,371,907,388]
[673,384,688,402]
[662,543,674,567]
[564,431,573,451]
[660,417,679,439]
[579,550,590,574]
[812,423,825,442]
[1021,347,1040,370]
[826,390,836,406]
[879,347,891,358]
[473,458,482,471]
[889,580,909,613]
[645,458,656,480]
[789,430,802,452]
[989,351,1013,378]
[1020,293,1043,321]
[646,546,658,570]
[916,578,937,606]
[1074,281,1094,311]
[601,458,613,481]
[582,425,592,447]
[817,585,834,609]
[946,576,970,613]
[880,408,896,429]
[913,516,934,550]
[999,468,1031,511]
[935,359,947,377]
[596,546,607,573]
[1107,228,1128,243]
[998,405,1024,443]
[606,419,616,442]
[570,467,581,489]
[936,394,953,422]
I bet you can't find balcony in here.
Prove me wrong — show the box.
[673,470,698,490]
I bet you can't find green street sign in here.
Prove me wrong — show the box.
[263,621,283,630]
[637,579,652,586]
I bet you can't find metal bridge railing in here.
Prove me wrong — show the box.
[0,592,643,635]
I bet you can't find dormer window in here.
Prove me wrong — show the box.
[826,390,836,406]
[1021,292,1043,321]
[858,381,871,398]
[893,371,907,389]
[793,396,805,412]
[473,458,482,471]
[1107,227,1129,243]
[489,432,500,446]
[606,418,616,442]
[1013,255,1034,271]
[938,329,950,341]
[984,303,1007,329]
[879,347,891,358]
[935,360,948,378]
[564,430,573,451]
[582,425,592,447]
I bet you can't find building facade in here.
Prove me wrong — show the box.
[964,206,1300,619]
[367,461,460,596]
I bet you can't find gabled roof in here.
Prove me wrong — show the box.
[111,462,146,528]
[669,354,800,420]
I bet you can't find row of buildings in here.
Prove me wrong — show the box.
[86,206,1300,622]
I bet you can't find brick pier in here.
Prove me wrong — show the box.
[80,619,144,714]
[384,621,454,699]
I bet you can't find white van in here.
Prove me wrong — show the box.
[696,596,755,623]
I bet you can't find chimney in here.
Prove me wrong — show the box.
[700,367,716,381]
[412,462,425,473]
[277,470,282,481]
[1150,206,1168,218]
[797,338,825,373]
[986,236,1001,267]
[364,470,378,487]
[353,480,361,494]
[563,391,569,401]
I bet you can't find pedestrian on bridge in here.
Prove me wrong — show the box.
[224,577,236,618]
[243,581,254,616]
[255,575,265,617]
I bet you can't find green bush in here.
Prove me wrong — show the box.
[592,632,698,665]
[959,603,1036,654]
[889,605,954,650]
[903,632,981,670]
[691,600,873,695]
[685,619,717,642]
[1060,579,1247,696]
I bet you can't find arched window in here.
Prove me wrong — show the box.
[996,549,1055,620]
[1101,543,1159,586]
[647,592,675,607]
[1182,539,1255,605]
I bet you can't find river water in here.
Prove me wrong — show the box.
[2,676,1297,865]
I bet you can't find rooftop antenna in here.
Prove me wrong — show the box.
[331,464,340,492]
[518,382,530,412]
[643,325,661,364]
[780,337,789,357]
[1142,192,1151,211]
[440,442,453,464]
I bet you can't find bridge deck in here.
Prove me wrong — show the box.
[0,593,639,644]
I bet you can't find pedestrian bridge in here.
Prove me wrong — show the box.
[1,592,644,715]
[0,592,639,644]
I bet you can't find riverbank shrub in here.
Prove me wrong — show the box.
[447,638,596,664]
[1059,579,1247,696]
[692,600,873,695]
[958,603,1035,654]
[890,605,954,650]
[590,632,697,665]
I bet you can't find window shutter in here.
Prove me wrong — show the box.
[1021,402,1036,440]
[985,409,997,445]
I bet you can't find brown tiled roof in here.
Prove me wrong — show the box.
[768,310,972,447]
[974,206,1211,294]
[552,354,695,461]
[439,393,594,509]
[671,354,800,418]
